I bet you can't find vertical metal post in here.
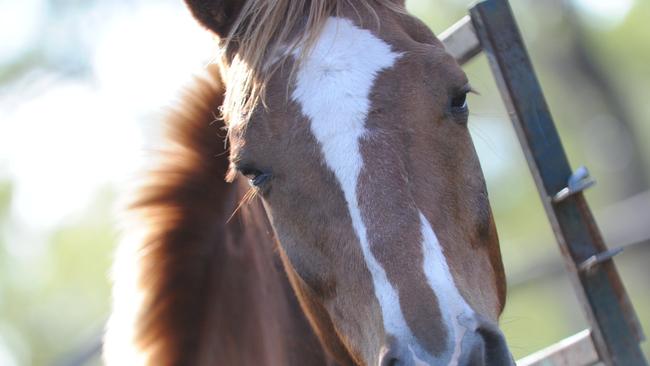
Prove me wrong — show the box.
[468,0,647,365]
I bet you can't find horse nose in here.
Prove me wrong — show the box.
[378,337,415,366]
[379,319,514,366]
[462,319,514,366]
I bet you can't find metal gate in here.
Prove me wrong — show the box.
[438,0,647,365]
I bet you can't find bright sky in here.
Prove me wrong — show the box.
[0,0,213,231]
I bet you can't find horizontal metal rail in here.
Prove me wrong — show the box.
[439,16,481,66]
[517,329,600,366]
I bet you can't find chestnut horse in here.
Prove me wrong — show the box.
[104,1,514,365]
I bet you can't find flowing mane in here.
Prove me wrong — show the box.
[188,0,403,126]
[104,67,330,365]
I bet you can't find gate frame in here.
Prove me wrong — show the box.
[439,1,647,365]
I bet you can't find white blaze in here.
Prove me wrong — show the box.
[419,212,475,365]
[292,15,413,349]
[292,16,474,365]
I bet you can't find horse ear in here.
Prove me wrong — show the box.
[184,0,246,37]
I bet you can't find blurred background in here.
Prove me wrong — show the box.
[0,0,648,364]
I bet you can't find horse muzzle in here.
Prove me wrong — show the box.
[378,317,514,366]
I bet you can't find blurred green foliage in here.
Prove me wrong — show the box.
[0,186,114,365]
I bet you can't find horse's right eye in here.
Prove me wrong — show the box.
[239,167,271,187]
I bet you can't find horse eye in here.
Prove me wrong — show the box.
[450,91,468,111]
[239,167,270,187]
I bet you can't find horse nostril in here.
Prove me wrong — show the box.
[378,337,410,366]
[379,345,401,366]
[476,323,514,365]
[380,356,399,366]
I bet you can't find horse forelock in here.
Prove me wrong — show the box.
[216,0,405,128]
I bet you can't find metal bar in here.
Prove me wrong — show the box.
[439,15,482,66]
[516,329,600,366]
[468,1,647,365]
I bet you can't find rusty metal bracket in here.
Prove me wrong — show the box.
[579,247,625,273]
[553,166,596,203]
[579,239,650,273]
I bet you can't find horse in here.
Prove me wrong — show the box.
[103,1,514,365]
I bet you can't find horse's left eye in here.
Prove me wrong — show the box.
[450,83,471,116]
[451,93,467,109]
[450,92,467,110]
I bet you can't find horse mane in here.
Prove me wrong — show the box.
[217,0,404,127]
[104,66,329,365]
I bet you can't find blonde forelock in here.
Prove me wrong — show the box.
[217,0,404,127]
